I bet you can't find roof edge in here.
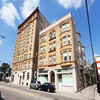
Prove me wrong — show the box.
[18,7,39,28]
[40,13,72,35]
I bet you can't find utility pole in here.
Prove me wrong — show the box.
[85,0,100,93]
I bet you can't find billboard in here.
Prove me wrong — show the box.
[95,56,100,74]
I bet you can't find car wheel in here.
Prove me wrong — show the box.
[47,88,50,92]
[39,87,41,91]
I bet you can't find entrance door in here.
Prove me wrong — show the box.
[19,76,21,84]
[50,71,55,85]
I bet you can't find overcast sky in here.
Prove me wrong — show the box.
[0,0,100,66]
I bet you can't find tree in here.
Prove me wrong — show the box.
[0,63,10,80]
[0,63,10,73]
[90,62,97,85]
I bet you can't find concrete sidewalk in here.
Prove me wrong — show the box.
[55,85,100,100]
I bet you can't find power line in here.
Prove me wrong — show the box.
[85,0,100,93]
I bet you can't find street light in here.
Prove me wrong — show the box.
[0,34,5,39]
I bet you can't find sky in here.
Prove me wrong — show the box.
[0,0,100,66]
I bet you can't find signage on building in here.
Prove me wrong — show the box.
[95,56,100,74]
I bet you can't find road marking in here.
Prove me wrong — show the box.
[0,86,34,97]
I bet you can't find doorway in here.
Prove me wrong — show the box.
[50,71,55,85]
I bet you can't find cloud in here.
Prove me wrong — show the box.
[0,40,2,45]
[94,54,100,57]
[57,0,95,10]
[0,2,20,28]
[21,0,40,18]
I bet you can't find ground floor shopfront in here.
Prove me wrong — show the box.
[37,66,78,93]
[11,69,32,87]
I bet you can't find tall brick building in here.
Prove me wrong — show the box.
[37,13,87,93]
[11,8,49,87]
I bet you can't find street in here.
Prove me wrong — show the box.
[0,83,77,100]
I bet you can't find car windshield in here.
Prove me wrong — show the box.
[32,81,36,83]
[44,83,50,85]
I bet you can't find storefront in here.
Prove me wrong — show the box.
[37,67,77,93]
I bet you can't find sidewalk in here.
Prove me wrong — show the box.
[55,85,100,100]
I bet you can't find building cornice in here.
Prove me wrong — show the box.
[40,13,72,35]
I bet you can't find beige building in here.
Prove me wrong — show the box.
[37,13,87,93]
[11,7,49,87]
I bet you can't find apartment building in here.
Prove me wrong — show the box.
[11,7,49,87]
[37,13,86,93]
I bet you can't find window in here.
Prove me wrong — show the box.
[40,58,42,65]
[67,23,70,30]
[60,39,62,47]
[31,36,33,42]
[63,37,66,46]
[49,43,52,51]
[28,24,31,29]
[25,46,28,52]
[53,42,56,50]
[49,56,52,64]
[23,72,25,79]
[40,46,43,53]
[32,29,34,34]
[28,62,30,68]
[26,38,30,44]
[27,31,31,36]
[29,53,31,59]
[41,26,43,30]
[79,46,81,53]
[53,31,56,38]
[62,24,66,32]
[41,37,43,42]
[16,65,18,70]
[61,53,63,63]
[44,36,46,42]
[64,51,67,61]
[24,54,28,60]
[20,37,22,42]
[68,35,71,44]
[16,58,19,62]
[43,57,45,65]
[27,73,29,80]
[50,32,52,39]
[69,51,71,61]
[44,46,46,52]
[19,43,21,48]
[29,45,32,51]
[17,50,20,55]
[53,55,56,64]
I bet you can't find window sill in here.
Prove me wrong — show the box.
[49,49,56,53]
[40,41,46,44]
[60,30,71,36]
[49,37,56,41]
[60,44,72,48]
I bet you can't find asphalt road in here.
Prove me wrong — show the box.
[0,83,78,100]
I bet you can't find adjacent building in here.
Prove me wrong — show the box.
[95,56,100,83]
[11,8,49,87]
[37,13,87,93]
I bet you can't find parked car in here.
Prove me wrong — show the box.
[38,82,55,92]
[30,81,41,90]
